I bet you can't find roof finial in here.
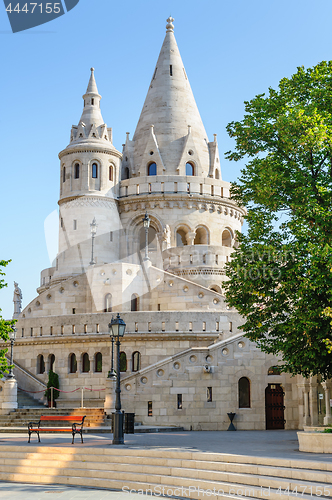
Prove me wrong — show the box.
[166,16,174,32]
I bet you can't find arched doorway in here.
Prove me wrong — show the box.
[265,384,285,429]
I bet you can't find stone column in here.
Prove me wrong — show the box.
[186,232,196,246]
[309,377,319,426]
[0,377,18,414]
[303,388,310,426]
[322,382,332,425]
[104,376,116,416]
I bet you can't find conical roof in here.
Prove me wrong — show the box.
[132,18,210,172]
[79,67,104,129]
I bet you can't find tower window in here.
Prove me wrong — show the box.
[170,65,173,76]
[73,220,77,230]
[148,401,153,416]
[207,387,213,402]
[109,165,113,181]
[91,98,94,105]
[186,162,194,176]
[62,167,66,183]
[177,394,182,410]
[148,162,157,176]
[60,218,63,228]
[74,163,80,179]
[92,163,98,178]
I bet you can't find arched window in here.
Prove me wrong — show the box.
[239,377,250,408]
[69,353,77,373]
[62,167,66,183]
[49,354,55,372]
[222,229,232,247]
[95,352,102,373]
[120,351,127,372]
[210,285,222,293]
[109,165,113,181]
[82,353,90,373]
[176,229,187,247]
[185,162,194,176]
[194,227,209,245]
[268,366,281,375]
[124,167,129,180]
[215,169,220,179]
[74,163,80,179]
[132,351,141,372]
[37,354,45,375]
[139,226,158,253]
[105,293,112,313]
[92,163,98,178]
[148,162,157,176]
[131,294,139,312]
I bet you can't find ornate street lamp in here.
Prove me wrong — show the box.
[90,217,97,265]
[109,313,126,445]
[108,322,117,379]
[142,211,150,261]
[7,326,17,379]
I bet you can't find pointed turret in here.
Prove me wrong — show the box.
[131,17,210,175]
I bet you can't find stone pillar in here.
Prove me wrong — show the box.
[303,388,310,426]
[322,382,332,425]
[0,377,18,414]
[186,232,196,246]
[104,376,116,415]
[309,377,319,426]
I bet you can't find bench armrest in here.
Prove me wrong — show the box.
[28,421,41,428]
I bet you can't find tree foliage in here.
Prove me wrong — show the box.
[224,61,332,380]
[0,260,16,376]
[45,370,60,402]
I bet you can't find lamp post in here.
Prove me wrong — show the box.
[142,211,150,261]
[108,323,116,379]
[90,217,97,265]
[7,326,17,379]
[109,313,126,445]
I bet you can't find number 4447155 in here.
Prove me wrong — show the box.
[6,3,61,13]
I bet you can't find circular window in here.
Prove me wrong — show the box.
[213,298,219,304]
[169,281,174,287]
[112,270,117,275]
[206,355,213,363]
[173,362,180,370]
[73,281,79,287]
[46,294,52,301]
[59,287,64,294]
[198,292,204,298]
[100,271,105,276]
[140,377,148,384]
[188,150,194,156]
[125,384,131,391]
[157,369,164,377]
[149,151,154,155]
[222,348,229,356]
[189,355,197,363]
[126,269,132,275]
[238,341,245,349]
[183,286,189,292]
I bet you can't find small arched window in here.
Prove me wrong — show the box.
[105,293,112,313]
[239,377,250,408]
[49,354,55,372]
[92,163,98,178]
[131,294,139,311]
[132,351,141,372]
[124,167,129,180]
[222,229,232,247]
[95,352,102,373]
[194,227,209,245]
[74,163,80,179]
[186,162,194,176]
[69,353,77,373]
[176,229,187,247]
[62,167,66,183]
[120,351,127,372]
[109,165,113,181]
[215,169,220,179]
[148,162,157,176]
[82,353,90,373]
[37,354,45,375]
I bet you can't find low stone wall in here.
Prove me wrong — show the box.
[298,431,332,453]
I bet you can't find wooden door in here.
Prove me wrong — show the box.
[265,384,285,430]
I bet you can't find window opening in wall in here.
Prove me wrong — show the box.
[162,322,165,332]
[186,163,194,176]
[211,185,214,196]
[148,183,152,193]
[200,184,203,195]
[177,394,183,410]
[110,231,113,242]
[124,167,129,180]
[222,229,232,247]
[176,229,187,247]
[148,322,151,332]
[72,325,75,334]
[189,322,193,332]
[125,186,128,196]
[131,295,138,311]
[84,324,87,333]
[50,326,53,336]
[203,322,206,332]
[96,324,99,333]
[120,351,127,372]
[136,184,140,195]
[69,353,77,373]
[132,351,141,372]
[135,322,138,332]
[95,352,102,373]
[60,218,63,228]
[187,183,190,193]
[239,377,250,408]
[174,182,178,193]
[178,255,181,265]
[82,353,90,372]
[109,165,113,181]
[22,328,24,338]
[49,354,55,371]
[92,163,98,178]
[73,220,77,230]
[216,322,219,332]
[203,254,206,264]
[215,169,220,179]
[91,98,94,105]
[157,304,161,311]
[207,387,213,402]
[105,293,112,313]
[74,163,80,179]
[161,182,164,193]
[229,322,233,332]
[148,401,153,416]
[148,162,157,176]
[62,167,66,183]
[30,328,33,337]
[72,308,76,314]
[215,254,218,265]
[37,354,45,374]
[190,255,193,264]
[40,327,42,337]
[175,321,179,332]
[61,325,64,335]
[170,65,173,76]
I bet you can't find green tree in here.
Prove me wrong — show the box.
[0,260,16,375]
[224,61,332,380]
[45,370,60,405]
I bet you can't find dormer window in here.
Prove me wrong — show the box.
[92,163,98,178]
[148,162,157,176]
[186,162,194,176]
[74,163,80,179]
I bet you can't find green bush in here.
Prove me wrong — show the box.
[44,370,60,402]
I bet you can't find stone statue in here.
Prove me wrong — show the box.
[162,224,171,250]
[13,282,22,319]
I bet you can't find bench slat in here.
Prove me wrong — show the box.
[29,428,73,432]
[39,416,84,421]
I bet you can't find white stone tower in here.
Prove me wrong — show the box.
[53,68,122,281]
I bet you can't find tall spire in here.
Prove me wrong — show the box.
[132,17,209,174]
[79,67,104,129]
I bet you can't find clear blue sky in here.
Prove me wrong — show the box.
[1,0,332,319]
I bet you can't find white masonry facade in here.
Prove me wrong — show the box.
[3,18,332,430]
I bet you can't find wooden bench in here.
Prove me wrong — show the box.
[28,415,86,444]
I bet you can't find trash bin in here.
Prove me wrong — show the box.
[124,412,135,434]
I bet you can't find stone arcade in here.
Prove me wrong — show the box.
[1,18,331,430]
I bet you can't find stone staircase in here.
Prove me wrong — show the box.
[17,388,45,408]
[0,408,106,428]
[0,446,331,499]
